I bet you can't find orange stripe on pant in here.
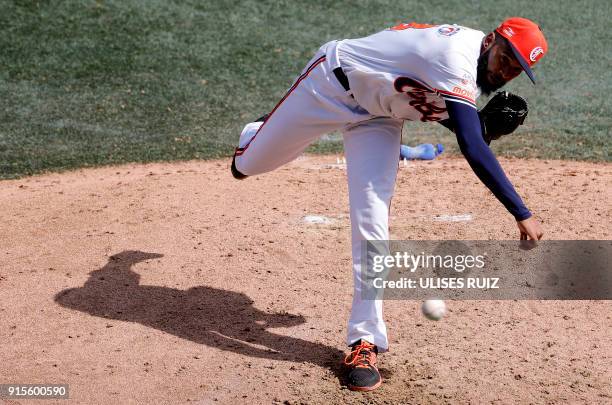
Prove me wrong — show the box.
[234,55,327,157]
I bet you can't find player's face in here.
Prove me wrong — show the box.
[477,34,524,95]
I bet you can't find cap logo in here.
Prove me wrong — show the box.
[529,46,544,62]
[503,27,515,37]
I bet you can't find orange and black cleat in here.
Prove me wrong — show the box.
[344,339,382,391]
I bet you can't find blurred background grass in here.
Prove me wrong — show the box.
[0,0,609,178]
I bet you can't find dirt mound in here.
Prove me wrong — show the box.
[1,155,610,404]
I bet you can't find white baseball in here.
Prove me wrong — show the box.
[422,299,447,321]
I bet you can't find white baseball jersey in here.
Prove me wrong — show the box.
[334,22,485,121]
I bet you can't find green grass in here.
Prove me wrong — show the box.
[0,0,609,178]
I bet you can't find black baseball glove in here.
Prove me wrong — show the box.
[438,91,529,145]
[478,91,528,145]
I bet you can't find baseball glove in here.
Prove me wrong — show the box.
[478,91,528,145]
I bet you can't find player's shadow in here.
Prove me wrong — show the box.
[54,250,344,376]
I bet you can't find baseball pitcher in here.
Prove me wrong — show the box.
[231,17,547,391]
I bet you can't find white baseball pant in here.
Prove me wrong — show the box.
[234,42,402,352]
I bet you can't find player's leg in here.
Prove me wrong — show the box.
[232,51,370,177]
[231,117,267,179]
[341,117,402,391]
[342,117,403,352]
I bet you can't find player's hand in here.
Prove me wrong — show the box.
[517,216,544,241]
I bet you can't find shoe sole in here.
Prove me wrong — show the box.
[347,378,383,392]
[231,155,248,180]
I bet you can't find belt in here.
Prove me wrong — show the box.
[333,67,351,92]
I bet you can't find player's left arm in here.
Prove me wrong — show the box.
[444,99,543,240]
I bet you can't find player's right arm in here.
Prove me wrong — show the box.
[444,99,544,240]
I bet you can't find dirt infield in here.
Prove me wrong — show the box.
[1,155,611,404]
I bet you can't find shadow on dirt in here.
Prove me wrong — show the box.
[54,250,345,379]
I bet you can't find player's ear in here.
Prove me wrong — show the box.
[481,32,496,52]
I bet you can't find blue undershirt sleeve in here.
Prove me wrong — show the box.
[444,99,532,221]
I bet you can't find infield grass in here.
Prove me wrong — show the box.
[0,0,609,178]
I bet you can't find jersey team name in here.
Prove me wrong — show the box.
[335,23,484,121]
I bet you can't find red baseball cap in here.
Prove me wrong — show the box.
[495,17,548,84]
